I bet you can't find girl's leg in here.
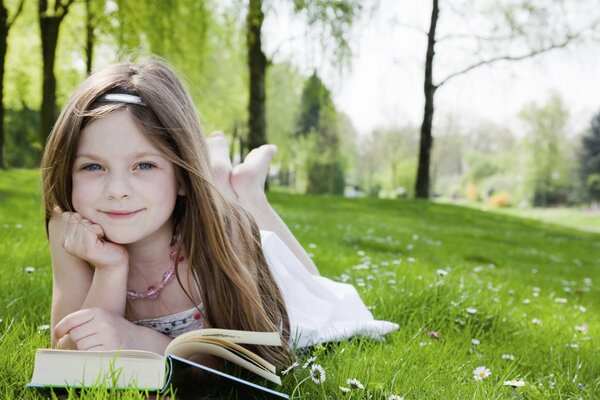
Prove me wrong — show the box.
[207,132,320,275]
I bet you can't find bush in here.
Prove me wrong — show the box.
[464,184,480,201]
[306,160,345,195]
[487,192,511,208]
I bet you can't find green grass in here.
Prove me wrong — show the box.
[1,169,599,399]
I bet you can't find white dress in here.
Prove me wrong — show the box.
[260,230,399,348]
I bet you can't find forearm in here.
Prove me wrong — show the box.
[133,325,174,354]
[81,266,128,316]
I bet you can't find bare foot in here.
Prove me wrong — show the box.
[206,131,237,201]
[230,144,277,201]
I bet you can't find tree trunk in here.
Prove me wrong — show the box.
[415,0,439,199]
[85,0,94,76]
[0,4,7,168]
[39,0,62,148]
[246,0,267,152]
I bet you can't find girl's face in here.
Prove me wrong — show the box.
[72,109,183,245]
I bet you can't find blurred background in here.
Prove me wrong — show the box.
[2,0,600,210]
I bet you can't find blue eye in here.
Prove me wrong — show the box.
[137,162,155,170]
[83,164,102,171]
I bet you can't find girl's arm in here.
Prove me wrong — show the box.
[48,211,128,348]
[54,307,173,353]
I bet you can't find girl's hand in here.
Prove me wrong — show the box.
[59,211,128,270]
[54,308,143,351]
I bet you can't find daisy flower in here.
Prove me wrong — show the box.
[501,354,515,361]
[388,395,404,400]
[436,269,448,276]
[309,364,326,384]
[281,361,299,375]
[25,266,35,273]
[302,356,316,369]
[503,379,525,387]
[346,378,364,389]
[473,366,491,381]
[471,339,480,346]
[466,307,478,314]
[555,298,568,304]
[339,386,351,394]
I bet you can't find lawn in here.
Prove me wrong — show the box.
[1,169,599,399]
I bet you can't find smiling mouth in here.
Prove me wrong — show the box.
[102,210,143,219]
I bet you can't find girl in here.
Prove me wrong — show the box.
[41,59,397,366]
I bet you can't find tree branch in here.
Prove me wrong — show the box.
[57,0,76,19]
[436,34,576,89]
[7,0,25,28]
[268,33,307,61]
[396,22,428,36]
[437,32,517,43]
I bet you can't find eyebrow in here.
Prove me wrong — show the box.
[75,151,166,160]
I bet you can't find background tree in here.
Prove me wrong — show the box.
[295,72,343,194]
[38,0,75,146]
[0,0,24,168]
[519,94,572,206]
[245,0,366,156]
[359,126,418,198]
[414,0,599,198]
[579,112,600,203]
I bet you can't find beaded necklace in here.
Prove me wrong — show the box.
[127,250,184,300]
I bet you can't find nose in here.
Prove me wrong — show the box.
[103,172,133,200]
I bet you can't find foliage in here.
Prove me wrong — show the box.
[296,72,344,194]
[359,126,418,198]
[291,0,368,65]
[4,107,40,167]
[578,112,600,202]
[519,94,574,206]
[1,170,600,398]
[266,62,305,179]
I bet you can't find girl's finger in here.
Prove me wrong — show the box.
[68,323,98,344]
[54,309,95,340]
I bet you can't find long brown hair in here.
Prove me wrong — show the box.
[40,59,291,365]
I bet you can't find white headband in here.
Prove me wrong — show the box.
[98,93,146,106]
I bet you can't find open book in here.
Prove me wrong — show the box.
[28,328,289,399]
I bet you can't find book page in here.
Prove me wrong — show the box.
[167,329,281,349]
[183,337,276,373]
[166,341,281,385]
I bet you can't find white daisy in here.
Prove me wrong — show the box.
[466,307,478,314]
[309,364,326,384]
[471,339,480,346]
[346,378,364,389]
[503,379,525,387]
[302,356,316,369]
[388,395,404,400]
[436,269,448,276]
[281,361,299,375]
[25,266,36,273]
[501,354,515,361]
[472,366,491,381]
[339,386,351,394]
[555,298,568,304]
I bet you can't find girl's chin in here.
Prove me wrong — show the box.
[101,231,142,245]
